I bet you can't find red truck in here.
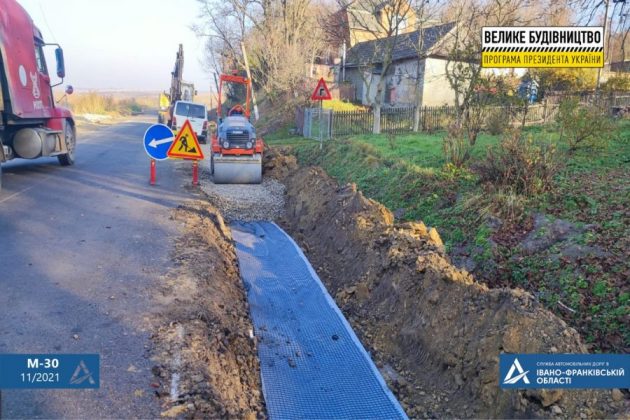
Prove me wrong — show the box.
[0,0,76,191]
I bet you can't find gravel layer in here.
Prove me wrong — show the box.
[200,163,285,222]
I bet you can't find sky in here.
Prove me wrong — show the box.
[18,0,212,92]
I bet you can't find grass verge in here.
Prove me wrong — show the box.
[267,122,630,352]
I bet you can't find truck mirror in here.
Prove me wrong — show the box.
[55,47,65,79]
[65,85,74,95]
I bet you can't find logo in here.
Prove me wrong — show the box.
[30,72,40,99]
[503,357,530,385]
[69,360,96,385]
[18,65,28,87]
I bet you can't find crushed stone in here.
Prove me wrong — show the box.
[199,162,285,222]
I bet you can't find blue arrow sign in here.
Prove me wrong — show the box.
[143,124,174,161]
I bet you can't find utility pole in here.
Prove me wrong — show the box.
[240,42,260,121]
[596,0,611,91]
[342,41,346,82]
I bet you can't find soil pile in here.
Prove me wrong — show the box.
[266,150,624,418]
[150,202,265,418]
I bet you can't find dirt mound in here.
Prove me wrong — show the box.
[266,151,623,418]
[150,202,265,418]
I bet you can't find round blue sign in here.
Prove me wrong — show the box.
[143,124,174,160]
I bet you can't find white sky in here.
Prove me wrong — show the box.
[18,0,211,92]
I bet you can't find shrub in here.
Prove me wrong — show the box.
[485,107,511,135]
[442,122,472,167]
[601,75,630,93]
[475,129,559,195]
[386,132,397,150]
[556,98,615,151]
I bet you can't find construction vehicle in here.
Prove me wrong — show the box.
[0,0,76,192]
[210,73,263,184]
[158,44,197,128]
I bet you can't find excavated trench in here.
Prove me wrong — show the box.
[264,149,625,419]
[150,150,625,419]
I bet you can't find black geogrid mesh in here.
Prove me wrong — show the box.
[232,222,407,420]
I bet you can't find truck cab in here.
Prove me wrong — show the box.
[0,0,76,191]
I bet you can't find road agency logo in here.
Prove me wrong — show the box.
[69,360,96,385]
[503,357,530,385]
[500,354,629,389]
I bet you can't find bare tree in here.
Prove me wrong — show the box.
[342,0,415,133]
[194,0,326,105]
[408,0,441,132]
[571,0,630,87]
[441,0,534,166]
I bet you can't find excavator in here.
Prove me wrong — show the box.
[210,73,263,184]
[158,44,196,128]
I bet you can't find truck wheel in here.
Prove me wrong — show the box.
[58,121,76,166]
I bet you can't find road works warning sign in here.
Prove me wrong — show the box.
[482,27,604,68]
[167,120,204,160]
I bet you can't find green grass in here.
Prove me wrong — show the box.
[274,120,630,352]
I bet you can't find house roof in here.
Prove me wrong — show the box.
[345,22,455,67]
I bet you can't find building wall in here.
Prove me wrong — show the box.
[386,60,421,106]
[345,57,458,107]
[344,68,365,103]
[421,57,455,107]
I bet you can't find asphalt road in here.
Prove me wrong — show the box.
[0,115,201,418]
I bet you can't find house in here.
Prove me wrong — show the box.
[342,22,457,107]
[326,0,433,49]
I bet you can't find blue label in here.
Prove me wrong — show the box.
[0,354,100,389]
[143,124,175,160]
[500,354,630,389]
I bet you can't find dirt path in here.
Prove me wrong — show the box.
[149,202,265,418]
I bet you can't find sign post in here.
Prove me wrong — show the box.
[143,123,174,185]
[167,119,205,185]
[192,160,199,186]
[150,159,156,185]
[311,78,332,150]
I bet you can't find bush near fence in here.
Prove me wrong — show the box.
[302,93,628,138]
[328,104,554,137]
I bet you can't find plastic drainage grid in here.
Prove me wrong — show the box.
[232,221,407,420]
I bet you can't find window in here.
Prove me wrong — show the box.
[34,43,48,74]
[175,103,206,119]
[396,15,408,31]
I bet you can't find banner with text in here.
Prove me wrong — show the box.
[482,27,604,68]
[0,354,100,389]
[500,354,629,389]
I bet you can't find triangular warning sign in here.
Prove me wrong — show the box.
[167,119,204,160]
[311,78,332,101]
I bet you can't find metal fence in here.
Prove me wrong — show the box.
[303,107,332,141]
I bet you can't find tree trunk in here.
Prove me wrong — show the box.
[413,101,421,132]
[373,104,382,134]
[372,75,387,134]
[413,60,423,132]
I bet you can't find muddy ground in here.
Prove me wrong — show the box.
[264,149,628,419]
[149,202,265,418]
